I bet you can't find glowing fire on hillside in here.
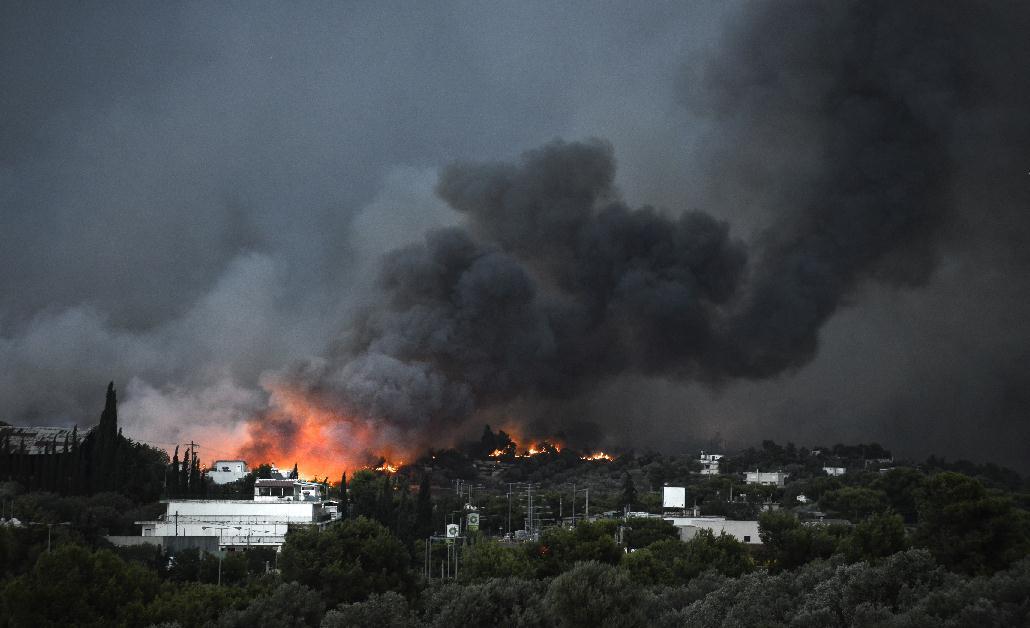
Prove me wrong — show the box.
[373,461,403,473]
[488,439,562,458]
[581,451,614,461]
[235,383,411,479]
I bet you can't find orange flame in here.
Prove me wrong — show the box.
[373,461,403,473]
[581,451,614,461]
[234,382,412,479]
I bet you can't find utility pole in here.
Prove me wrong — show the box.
[507,483,513,535]
[526,483,533,535]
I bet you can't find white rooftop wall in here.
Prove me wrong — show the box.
[138,500,325,549]
[664,516,762,544]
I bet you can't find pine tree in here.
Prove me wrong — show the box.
[480,424,496,456]
[290,463,299,480]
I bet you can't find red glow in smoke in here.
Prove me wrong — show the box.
[234,383,411,479]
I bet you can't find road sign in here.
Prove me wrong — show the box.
[446,523,459,538]
[467,512,480,531]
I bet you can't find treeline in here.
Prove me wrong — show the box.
[164,446,208,499]
[2,513,1028,627]
[0,384,167,503]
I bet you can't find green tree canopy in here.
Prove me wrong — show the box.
[279,516,413,607]
[914,472,1030,574]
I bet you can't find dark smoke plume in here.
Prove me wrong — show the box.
[274,0,1030,452]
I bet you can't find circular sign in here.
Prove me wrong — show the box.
[467,513,480,526]
[446,523,460,538]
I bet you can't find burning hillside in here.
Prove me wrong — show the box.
[230,18,982,482]
[235,381,413,479]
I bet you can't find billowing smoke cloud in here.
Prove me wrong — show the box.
[268,0,1030,463]
[3,1,1029,471]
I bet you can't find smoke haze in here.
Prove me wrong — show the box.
[2,1,1028,470]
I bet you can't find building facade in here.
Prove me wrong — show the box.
[208,460,249,485]
[663,516,762,544]
[698,451,723,475]
[744,471,789,487]
[135,498,329,550]
[254,478,323,502]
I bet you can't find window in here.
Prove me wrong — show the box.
[743,535,751,542]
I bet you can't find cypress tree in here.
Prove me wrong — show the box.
[181,448,191,495]
[72,425,84,495]
[415,472,433,539]
[621,472,637,510]
[42,437,56,492]
[375,475,395,528]
[290,463,299,480]
[93,382,119,493]
[59,434,70,495]
[395,482,414,542]
[0,434,8,480]
[189,451,201,496]
[339,472,348,518]
[169,446,181,498]
[16,439,26,487]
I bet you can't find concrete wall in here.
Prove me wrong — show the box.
[135,500,324,548]
[664,516,762,544]
[106,535,219,553]
[166,500,317,521]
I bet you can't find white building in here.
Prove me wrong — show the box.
[745,471,789,487]
[136,498,329,550]
[698,451,723,475]
[663,516,762,545]
[0,424,86,454]
[208,460,249,485]
[254,478,323,502]
[822,466,846,476]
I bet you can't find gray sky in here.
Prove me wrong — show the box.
[2,1,1027,471]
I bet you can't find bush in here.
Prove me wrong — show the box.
[322,591,417,628]
[545,561,647,627]
[214,582,323,628]
[425,578,549,628]
[279,517,413,606]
